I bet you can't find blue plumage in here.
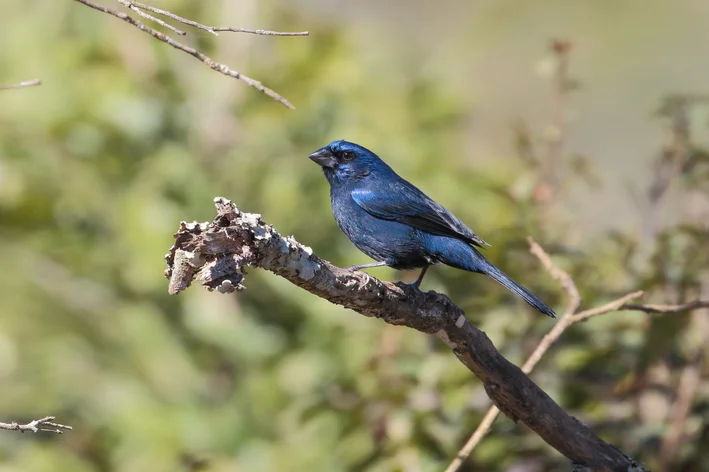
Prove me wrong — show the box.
[308,140,555,317]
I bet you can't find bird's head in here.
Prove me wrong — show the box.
[308,140,390,184]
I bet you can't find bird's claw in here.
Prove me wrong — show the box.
[345,266,371,286]
[397,280,422,290]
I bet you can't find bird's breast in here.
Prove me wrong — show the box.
[329,187,430,269]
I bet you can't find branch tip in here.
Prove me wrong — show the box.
[0,79,42,90]
[73,0,301,108]
[0,416,72,434]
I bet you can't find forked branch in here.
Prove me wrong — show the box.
[73,0,308,108]
[0,416,72,434]
[446,239,707,471]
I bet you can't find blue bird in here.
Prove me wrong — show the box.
[308,140,556,318]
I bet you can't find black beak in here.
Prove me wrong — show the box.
[308,147,337,169]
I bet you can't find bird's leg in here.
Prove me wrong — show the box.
[346,261,388,271]
[412,265,429,288]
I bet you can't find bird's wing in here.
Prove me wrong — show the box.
[351,181,490,248]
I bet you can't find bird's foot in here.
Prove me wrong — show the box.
[398,265,428,290]
[396,280,423,290]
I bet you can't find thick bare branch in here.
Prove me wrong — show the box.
[165,198,646,472]
[0,416,72,434]
[73,0,306,109]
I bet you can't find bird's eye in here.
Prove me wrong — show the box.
[341,151,355,161]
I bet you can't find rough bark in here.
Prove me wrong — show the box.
[165,197,647,472]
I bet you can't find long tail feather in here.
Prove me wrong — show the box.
[422,234,556,317]
[481,262,556,318]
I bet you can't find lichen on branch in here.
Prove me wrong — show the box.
[164,197,647,472]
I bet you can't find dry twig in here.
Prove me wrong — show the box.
[658,280,709,470]
[543,39,572,199]
[0,416,72,434]
[74,0,308,109]
[123,1,308,37]
[117,0,186,35]
[620,300,709,314]
[166,198,647,472]
[445,238,642,472]
[446,238,709,471]
[659,345,703,469]
[641,94,709,239]
[0,79,42,90]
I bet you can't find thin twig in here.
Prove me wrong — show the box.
[659,280,709,470]
[534,39,574,209]
[620,300,709,314]
[73,0,300,108]
[528,236,580,316]
[117,0,186,35]
[0,416,72,434]
[571,291,645,323]
[445,238,655,472]
[544,39,572,197]
[659,349,703,470]
[128,1,309,37]
[208,27,309,36]
[447,406,500,469]
[643,95,693,240]
[129,1,218,36]
[0,79,41,90]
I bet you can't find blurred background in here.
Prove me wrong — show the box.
[1,0,709,471]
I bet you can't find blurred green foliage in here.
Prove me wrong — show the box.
[1,1,708,472]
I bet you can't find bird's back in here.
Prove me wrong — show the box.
[347,167,489,248]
